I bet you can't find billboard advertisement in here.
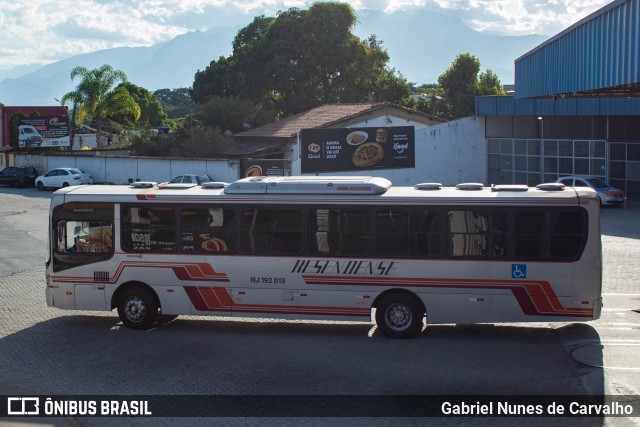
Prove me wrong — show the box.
[18,116,70,148]
[240,159,287,177]
[300,126,414,173]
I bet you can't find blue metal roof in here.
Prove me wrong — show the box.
[514,0,639,99]
[477,95,640,116]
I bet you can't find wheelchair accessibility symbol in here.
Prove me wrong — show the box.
[512,264,527,279]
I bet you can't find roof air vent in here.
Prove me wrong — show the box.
[491,184,529,192]
[130,181,157,188]
[201,182,228,189]
[536,183,565,191]
[456,183,484,190]
[414,182,442,190]
[158,183,197,189]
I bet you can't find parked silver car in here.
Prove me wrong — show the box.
[168,174,214,185]
[555,175,625,206]
[36,167,93,190]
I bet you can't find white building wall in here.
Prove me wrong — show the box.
[418,116,487,186]
[44,156,239,184]
[19,116,487,187]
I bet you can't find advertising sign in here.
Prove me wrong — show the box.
[240,159,287,177]
[300,126,414,173]
[18,116,70,148]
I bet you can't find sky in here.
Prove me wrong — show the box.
[0,0,613,75]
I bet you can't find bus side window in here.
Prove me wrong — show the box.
[514,211,545,258]
[242,208,302,254]
[375,209,410,256]
[181,207,235,253]
[308,209,370,256]
[549,211,585,259]
[447,210,489,257]
[415,210,442,257]
[56,220,113,254]
[122,207,176,252]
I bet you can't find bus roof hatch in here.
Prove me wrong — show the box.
[224,176,392,195]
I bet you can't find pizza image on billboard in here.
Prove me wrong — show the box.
[245,165,263,177]
[346,131,367,145]
[352,142,384,167]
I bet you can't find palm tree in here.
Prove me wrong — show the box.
[61,65,141,145]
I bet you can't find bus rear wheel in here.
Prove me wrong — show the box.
[375,293,425,339]
[117,286,159,330]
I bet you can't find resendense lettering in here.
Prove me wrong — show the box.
[292,259,396,276]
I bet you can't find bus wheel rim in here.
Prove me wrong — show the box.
[124,296,146,322]
[385,303,412,331]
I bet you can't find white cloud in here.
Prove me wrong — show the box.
[431,0,611,35]
[0,0,614,72]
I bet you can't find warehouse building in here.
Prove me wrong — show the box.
[476,0,640,197]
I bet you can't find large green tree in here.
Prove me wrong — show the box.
[196,96,276,134]
[191,3,410,116]
[111,82,170,128]
[437,53,505,120]
[153,88,197,119]
[61,65,141,136]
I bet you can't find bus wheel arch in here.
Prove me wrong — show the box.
[113,282,160,330]
[373,290,426,339]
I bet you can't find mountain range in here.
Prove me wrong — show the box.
[0,9,547,106]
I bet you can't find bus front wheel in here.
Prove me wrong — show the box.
[117,286,159,330]
[375,293,425,339]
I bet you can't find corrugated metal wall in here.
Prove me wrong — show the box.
[515,0,639,98]
[476,95,640,116]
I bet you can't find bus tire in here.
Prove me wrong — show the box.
[117,286,159,330]
[375,293,424,339]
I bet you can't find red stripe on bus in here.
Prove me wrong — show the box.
[183,286,370,317]
[52,261,229,284]
[301,275,593,318]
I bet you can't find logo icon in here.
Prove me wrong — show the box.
[7,397,40,415]
[512,264,527,279]
[308,143,321,153]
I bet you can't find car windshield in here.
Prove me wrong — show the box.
[586,178,609,189]
[169,176,184,183]
[68,168,83,174]
[197,175,212,183]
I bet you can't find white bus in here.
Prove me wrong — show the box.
[45,176,602,338]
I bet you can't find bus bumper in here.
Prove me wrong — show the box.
[593,297,602,320]
[46,285,58,308]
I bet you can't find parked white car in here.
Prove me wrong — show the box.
[555,175,625,206]
[36,167,93,190]
[168,174,214,185]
